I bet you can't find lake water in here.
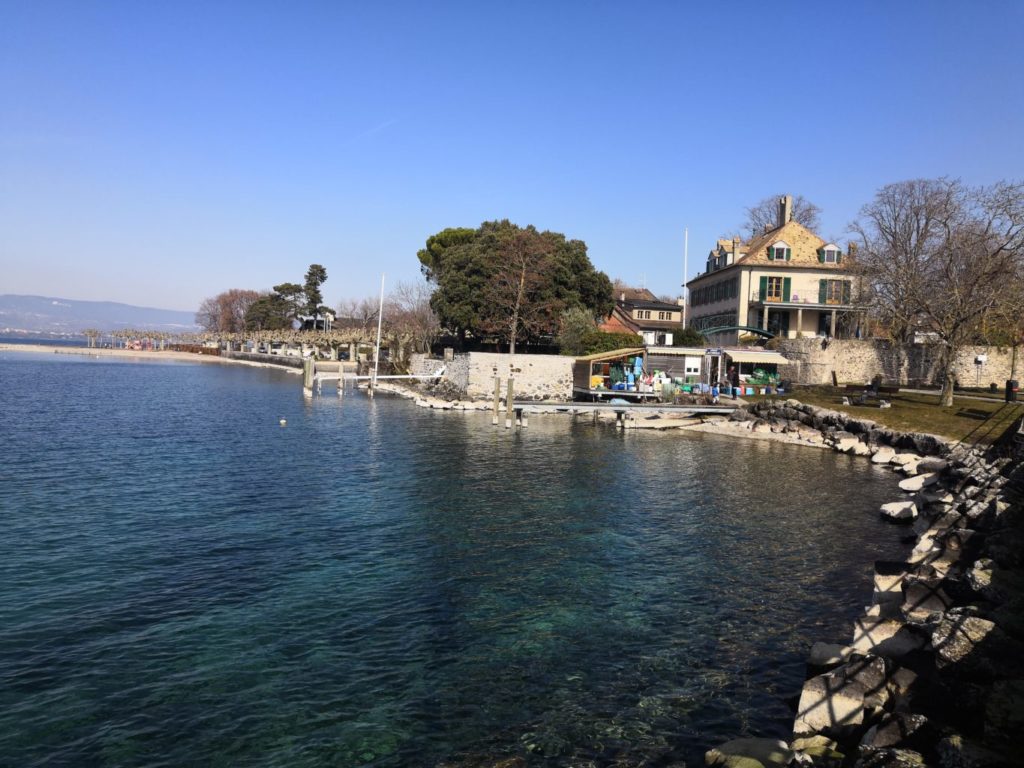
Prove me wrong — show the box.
[0,352,909,767]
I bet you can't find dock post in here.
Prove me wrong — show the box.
[492,377,501,426]
[521,409,528,428]
[302,357,314,397]
[338,373,344,397]
[505,378,514,429]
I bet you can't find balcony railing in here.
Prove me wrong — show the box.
[751,291,852,305]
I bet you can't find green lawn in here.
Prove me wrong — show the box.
[754,386,1024,445]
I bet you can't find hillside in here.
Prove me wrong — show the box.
[0,295,201,336]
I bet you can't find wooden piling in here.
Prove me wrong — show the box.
[302,357,314,397]
[505,378,514,429]
[492,376,501,426]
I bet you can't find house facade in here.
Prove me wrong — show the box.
[686,196,860,346]
[600,287,683,346]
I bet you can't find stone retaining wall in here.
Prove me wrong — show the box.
[776,338,1020,388]
[410,352,574,401]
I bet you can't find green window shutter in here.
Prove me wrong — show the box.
[842,281,851,304]
[817,248,825,263]
[836,249,842,264]
[818,279,827,303]
[783,277,791,302]
[759,276,768,300]
[785,247,792,261]
[767,247,774,261]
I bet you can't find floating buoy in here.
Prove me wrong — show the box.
[279,418,287,427]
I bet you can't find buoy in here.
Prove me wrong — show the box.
[279,418,287,427]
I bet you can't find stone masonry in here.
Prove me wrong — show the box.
[776,338,1021,388]
[410,352,574,401]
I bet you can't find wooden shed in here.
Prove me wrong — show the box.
[572,347,648,400]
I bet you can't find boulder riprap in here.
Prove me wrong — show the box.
[880,500,917,522]
[705,737,793,767]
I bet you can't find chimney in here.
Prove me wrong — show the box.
[848,241,858,258]
[620,292,626,302]
[778,194,793,227]
[731,237,740,265]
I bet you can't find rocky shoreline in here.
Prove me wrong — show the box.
[704,401,1024,768]
[368,383,1024,766]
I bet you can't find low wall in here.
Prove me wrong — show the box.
[410,352,574,400]
[776,339,1021,387]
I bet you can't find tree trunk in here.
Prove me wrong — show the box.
[508,263,527,356]
[939,345,957,407]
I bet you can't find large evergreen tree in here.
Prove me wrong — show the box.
[418,220,613,350]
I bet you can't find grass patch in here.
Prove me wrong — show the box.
[753,386,1024,444]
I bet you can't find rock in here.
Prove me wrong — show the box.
[874,562,909,605]
[860,713,935,751]
[791,735,838,752]
[705,738,794,767]
[890,453,921,467]
[851,442,873,456]
[794,672,866,737]
[854,746,926,767]
[850,618,926,659]
[931,614,996,668]
[901,575,952,619]
[809,642,852,669]
[898,473,938,493]
[835,436,861,453]
[880,501,918,522]
[872,447,896,464]
[916,457,949,474]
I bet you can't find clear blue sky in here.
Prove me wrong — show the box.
[2,1,1022,312]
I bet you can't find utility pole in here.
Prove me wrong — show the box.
[682,227,689,327]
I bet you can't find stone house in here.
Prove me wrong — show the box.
[600,287,683,346]
[686,196,861,346]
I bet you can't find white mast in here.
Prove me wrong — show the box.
[372,273,385,389]
[682,227,689,327]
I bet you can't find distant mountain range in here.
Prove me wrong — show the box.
[0,295,201,337]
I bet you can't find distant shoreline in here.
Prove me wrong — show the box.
[0,344,303,374]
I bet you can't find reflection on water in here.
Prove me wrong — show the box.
[0,354,908,767]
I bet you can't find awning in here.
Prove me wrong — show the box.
[724,349,788,365]
[574,347,645,363]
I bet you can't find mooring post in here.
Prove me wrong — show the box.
[492,376,501,426]
[505,377,514,429]
[521,408,528,428]
[302,357,314,397]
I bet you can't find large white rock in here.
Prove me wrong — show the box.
[834,436,860,453]
[871,447,896,464]
[850,617,925,658]
[898,473,938,493]
[705,738,794,767]
[794,672,865,736]
[880,500,918,521]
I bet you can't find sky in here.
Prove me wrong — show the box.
[2,1,1023,312]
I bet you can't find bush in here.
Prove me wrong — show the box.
[672,326,707,347]
[579,331,644,355]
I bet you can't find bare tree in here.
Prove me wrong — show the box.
[387,280,440,353]
[744,194,822,235]
[853,178,1024,406]
[479,226,557,354]
[196,289,262,333]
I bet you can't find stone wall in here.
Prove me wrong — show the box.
[410,352,574,400]
[775,338,1020,388]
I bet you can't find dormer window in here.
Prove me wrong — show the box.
[818,244,842,264]
[769,241,791,261]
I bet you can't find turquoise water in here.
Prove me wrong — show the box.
[0,352,908,767]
